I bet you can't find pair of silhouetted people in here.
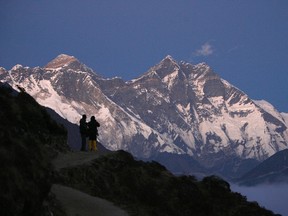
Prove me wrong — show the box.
[79,114,100,151]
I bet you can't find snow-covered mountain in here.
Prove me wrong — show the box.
[1,54,287,177]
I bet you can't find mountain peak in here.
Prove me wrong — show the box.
[44,54,79,69]
[11,64,24,71]
[44,54,96,74]
[164,55,174,60]
[57,53,75,59]
[161,55,178,64]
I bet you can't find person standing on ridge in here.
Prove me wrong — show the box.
[79,114,88,151]
[88,116,100,151]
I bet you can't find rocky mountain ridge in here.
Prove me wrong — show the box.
[1,54,287,178]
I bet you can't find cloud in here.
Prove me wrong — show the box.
[194,42,214,57]
[231,184,288,216]
[227,46,239,53]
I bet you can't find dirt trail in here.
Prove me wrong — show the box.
[51,151,129,216]
[52,184,128,216]
[52,151,101,171]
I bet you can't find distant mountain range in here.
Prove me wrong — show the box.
[1,54,288,178]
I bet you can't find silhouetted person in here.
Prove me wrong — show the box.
[79,114,88,151]
[88,116,100,151]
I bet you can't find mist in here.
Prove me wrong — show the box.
[231,183,288,216]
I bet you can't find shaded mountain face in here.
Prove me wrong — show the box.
[236,149,288,185]
[1,54,288,178]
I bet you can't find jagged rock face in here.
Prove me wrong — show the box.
[1,54,288,177]
[100,56,288,166]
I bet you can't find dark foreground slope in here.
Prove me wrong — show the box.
[58,150,279,216]
[0,83,68,216]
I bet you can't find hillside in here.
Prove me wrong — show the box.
[0,82,68,215]
[56,150,279,216]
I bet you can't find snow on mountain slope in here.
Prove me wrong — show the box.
[281,112,288,124]
[254,100,286,124]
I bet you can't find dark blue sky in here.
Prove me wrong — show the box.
[1,0,287,111]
